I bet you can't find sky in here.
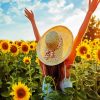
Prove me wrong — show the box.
[0,0,100,41]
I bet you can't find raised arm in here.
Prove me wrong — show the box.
[24,8,47,76]
[65,0,99,68]
[24,8,40,41]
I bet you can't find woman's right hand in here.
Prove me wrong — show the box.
[88,0,99,13]
[24,8,34,22]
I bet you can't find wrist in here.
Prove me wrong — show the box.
[30,18,35,23]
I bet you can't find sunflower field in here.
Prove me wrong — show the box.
[0,40,43,100]
[0,16,100,100]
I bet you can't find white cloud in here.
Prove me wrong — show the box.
[9,6,20,15]
[37,20,45,27]
[63,3,74,11]
[82,0,88,11]
[48,15,63,22]
[94,3,100,18]
[16,0,29,10]
[48,0,66,8]
[43,1,74,25]
[0,8,14,24]
[15,0,46,11]
[31,1,47,10]
[61,9,86,38]
[48,0,74,14]
[0,8,3,17]
[4,15,14,24]
[0,23,34,41]
[0,0,11,3]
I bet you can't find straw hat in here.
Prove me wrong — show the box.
[36,25,73,66]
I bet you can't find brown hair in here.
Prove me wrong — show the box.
[45,62,65,90]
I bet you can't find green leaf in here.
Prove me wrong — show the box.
[77,91,87,100]
[32,94,42,100]
[46,91,61,100]
[64,87,75,95]
[86,89,99,99]
[31,81,38,89]
[1,91,10,97]
[84,79,95,86]
[0,79,2,88]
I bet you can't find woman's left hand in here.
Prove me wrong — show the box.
[24,8,34,22]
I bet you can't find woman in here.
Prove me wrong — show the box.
[24,0,99,92]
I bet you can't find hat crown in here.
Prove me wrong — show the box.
[45,31,59,50]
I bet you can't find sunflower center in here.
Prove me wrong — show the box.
[86,54,90,58]
[93,43,95,45]
[80,46,87,54]
[10,41,13,44]
[98,50,100,60]
[8,61,13,65]
[30,45,33,49]
[2,42,8,50]
[17,42,22,46]
[17,88,26,98]
[25,59,29,63]
[10,45,17,53]
[22,45,28,52]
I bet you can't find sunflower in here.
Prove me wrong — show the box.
[93,47,100,64]
[23,56,31,64]
[85,53,92,60]
[0,40,3,43]
[10,44,19,56]
[83,39,90,44]
[20,42,29,54]
[29,41,37,51]
[90,39,100,49]
[0,40,10,53]
[76,41,91,59]
[35,57,40,65]
[15,41,22,47]
[9,41,13,44]
[10,82,31,100]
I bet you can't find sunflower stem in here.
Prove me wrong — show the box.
[28,64,32,99]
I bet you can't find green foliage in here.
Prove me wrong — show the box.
[0,46,42,100]
[45,76,55,86]
[0,40,100,100]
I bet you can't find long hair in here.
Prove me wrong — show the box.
[45,62,65,90]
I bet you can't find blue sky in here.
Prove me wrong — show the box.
[0,0,100,40]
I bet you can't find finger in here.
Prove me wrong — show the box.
[24,10,28,15]
[25,8,29,12]
[24,8,28,13]
[31,10,33,15]
[24,9,30,15]
[89,0,91,7]
[24,14,28,18]
[24,8,27,12]
[24,8,28,12]
[25,8,30,13]
[24,10,28,14]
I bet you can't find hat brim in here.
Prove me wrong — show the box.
[36,25,73,66]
